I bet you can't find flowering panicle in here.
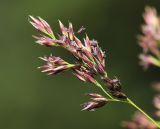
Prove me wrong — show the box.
[29,15,127,112]
[30,8,160,128]
[138,7,160,69]
[81,93,107,111]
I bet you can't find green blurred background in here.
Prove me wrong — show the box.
[0,0,160,129]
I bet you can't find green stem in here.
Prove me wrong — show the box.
[127,98,160,128]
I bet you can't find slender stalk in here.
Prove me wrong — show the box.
[127,98,160,128]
